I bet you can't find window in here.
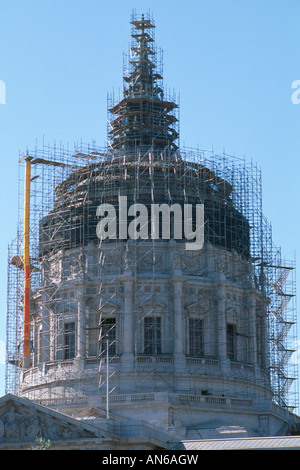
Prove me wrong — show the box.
[64,322,76,359]
[100,318,116,356]
[144,317,161,354]
[226,323,236,361]
[189,318,204,357]
[88,324,99,357]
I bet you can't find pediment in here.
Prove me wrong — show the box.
[185,302,208,314]
[99,300,120,313]
[225,307,239,317]
[0,394,107,444]
[139,298,166,311]
[56,302,78,314]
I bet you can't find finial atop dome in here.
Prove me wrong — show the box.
[107,12,179,152]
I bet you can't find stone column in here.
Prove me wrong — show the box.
[248,286,257,364]
[173,269,186,372]
[122,271,134,371]
[216,273,229,372]
[41,290,50,363]
[259,296,270,370]
[76,292,86,365]
[76,251,87,367]
[216,280,226,359]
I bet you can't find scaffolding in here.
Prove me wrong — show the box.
[5,141,298,410]
[107,11,179,153]
[5,12,298,413]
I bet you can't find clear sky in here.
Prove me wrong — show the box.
[0,0,299,400]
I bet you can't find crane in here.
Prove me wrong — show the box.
[18,154,79,368]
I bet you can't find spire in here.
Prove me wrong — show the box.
[108,12,179,152]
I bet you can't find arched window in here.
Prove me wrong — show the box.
[189,318,204,357]
[226,323,236,361]
[64,322,76,359]
[99,318,117,356]
[144,316,161,354]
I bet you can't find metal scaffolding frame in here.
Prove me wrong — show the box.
[5,11,298,412]
[5,141,298,410]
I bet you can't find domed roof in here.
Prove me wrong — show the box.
[39,150,250,258]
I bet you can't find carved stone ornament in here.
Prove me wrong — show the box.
[185,301,208,314]
[0,394,103,444]
[181,251,206,274]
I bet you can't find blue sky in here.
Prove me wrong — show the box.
[0,0,299,399]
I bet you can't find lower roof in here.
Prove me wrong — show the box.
[168,435,300,450]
